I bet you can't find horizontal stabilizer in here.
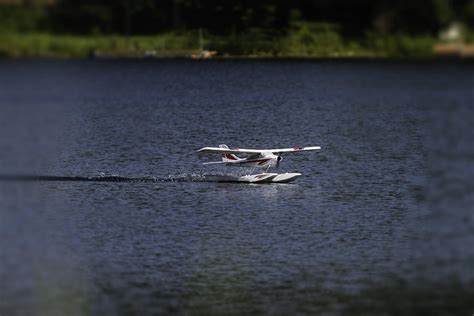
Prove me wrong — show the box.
[202,161,227,165]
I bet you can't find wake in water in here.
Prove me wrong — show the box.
[0,172,243,183]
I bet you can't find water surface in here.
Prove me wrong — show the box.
[0,60,473,315]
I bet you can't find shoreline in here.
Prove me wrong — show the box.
[1,55,474,62]
[1,32,473,60]
[0,32,446,60]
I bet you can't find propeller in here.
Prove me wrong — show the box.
[276,155,282,168]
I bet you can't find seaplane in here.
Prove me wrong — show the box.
[197,144,321,183]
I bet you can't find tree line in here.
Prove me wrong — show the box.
[2,0,474,37]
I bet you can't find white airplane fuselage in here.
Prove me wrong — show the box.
[222,152,281,168]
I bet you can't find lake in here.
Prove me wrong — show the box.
[0,59,473,315]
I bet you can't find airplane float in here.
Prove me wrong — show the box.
[197,144,321,183]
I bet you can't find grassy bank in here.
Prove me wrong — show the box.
[0,28,438,59]
[0,32,196,58]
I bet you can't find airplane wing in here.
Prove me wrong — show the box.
[197,147,266,154]
[267,146,321,154]
[197,146,320,155]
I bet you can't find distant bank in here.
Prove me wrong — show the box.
[1,32,473,59]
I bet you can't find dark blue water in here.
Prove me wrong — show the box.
[0,60,473,315]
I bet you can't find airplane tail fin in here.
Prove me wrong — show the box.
[219,144,239,162]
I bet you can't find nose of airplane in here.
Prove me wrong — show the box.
[276,155,282,168]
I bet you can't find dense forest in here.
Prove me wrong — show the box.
[1,0,473,57]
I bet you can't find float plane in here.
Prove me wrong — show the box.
[197,144,321,183]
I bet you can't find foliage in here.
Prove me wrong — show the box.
[281,22,344,56]
[0,33,197,58]
[1,0,473,36]
[0,7,49,32]
[0,0,473,58]
[365,33,436,57]
[0,30,439,59]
